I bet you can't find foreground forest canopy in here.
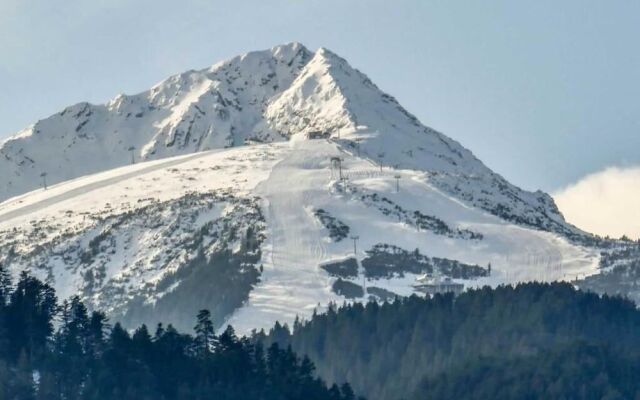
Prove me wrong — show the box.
[0,265,359,400]
[261,282,640,400]
[4,258,640,400]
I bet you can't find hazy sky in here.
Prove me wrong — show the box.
[1,1,639,234]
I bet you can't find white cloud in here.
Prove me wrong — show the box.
[553,166,640,239]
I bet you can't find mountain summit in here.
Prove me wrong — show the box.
[0,43,310,198]
[0,44,598,332]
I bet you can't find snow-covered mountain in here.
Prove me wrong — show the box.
[1,43,571,236]
[0,43,603,333]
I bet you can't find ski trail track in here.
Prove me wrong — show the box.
[0,150,220,224]
[228,140,343,331]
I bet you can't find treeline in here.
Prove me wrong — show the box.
[260,282,640,400]
[417,342,640,400]
[0,265,359,400]
[6,258,640,400]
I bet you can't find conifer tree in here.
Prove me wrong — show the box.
[194,309,216,356]
[0,263,12,307]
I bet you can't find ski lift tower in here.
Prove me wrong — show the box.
[128,146,136,165]
[350,235,366,294]
[330,156,344,181]
[40,172,48,190]
[350,235,359,255]
[354,138,363,157]
[394,175,401,193]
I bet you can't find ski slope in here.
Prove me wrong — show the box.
[0,151,221,225]
[0,137,601,333]
[228,138,599,332]
[227,138,342,332]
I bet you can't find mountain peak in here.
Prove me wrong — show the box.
[271,41,310,57]
[208,42,312,75]
[314,46,348,64]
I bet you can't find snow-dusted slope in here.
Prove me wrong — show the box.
[0,138,599,333]
[0,43,601,333]
[0,144,280,330]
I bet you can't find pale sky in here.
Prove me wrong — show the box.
[1,1,639,236]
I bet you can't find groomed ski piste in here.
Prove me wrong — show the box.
[0,133,600,334]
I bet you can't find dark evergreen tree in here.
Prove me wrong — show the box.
[193,309,216,356]
[6,271,57,362]
[0,263,12,306]
[14,350,36,399]
[0,263,11,361]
